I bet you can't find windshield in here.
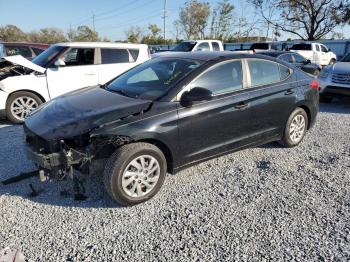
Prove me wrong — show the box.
[106,58,203,100]
[171,42,196,52]
[342,53,350,62]
[32,45,67,67]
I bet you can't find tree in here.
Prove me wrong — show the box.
[177,0,210,39]
[141,24,173,45]
[28,28,67,44]
[68,26,99,42]
[0,25,27,42]
[148,24,161,37]
[210,0,235,39]
[251,0,350,40]
[125,26,144,43]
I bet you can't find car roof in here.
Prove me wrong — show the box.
[0,42,50,47]
[256,51,295,57]
[153,51,276,62]
[53,42,148,49]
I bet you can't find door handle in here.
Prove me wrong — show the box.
[285,90,294,95]
[234,102,249,109]
[85,72,96,76]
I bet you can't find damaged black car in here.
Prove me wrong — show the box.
[22,52,319,206]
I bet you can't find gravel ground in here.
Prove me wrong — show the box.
[0,99,350,261]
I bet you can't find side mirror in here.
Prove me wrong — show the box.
[303,59,311,64]
[180,87,212,107]
[327,48,331,52]
[54,58,66,67]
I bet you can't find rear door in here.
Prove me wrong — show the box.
[244,58,297,139]
[177,59,255,165]
[46,47,98,98]
[97,48,140,84]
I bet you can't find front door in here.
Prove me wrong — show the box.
[177,60,254,165]
[46,47,98,99]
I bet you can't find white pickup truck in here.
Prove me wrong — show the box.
[171,40,224,52]
[290,43,337,66]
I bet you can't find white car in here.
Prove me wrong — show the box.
[0,42,150,123]
[290,42,337,66]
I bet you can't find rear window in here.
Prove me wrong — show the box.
[291,44,312,51]
[5,46,32,58]
[212,42,220,51]
[101,48,138,64]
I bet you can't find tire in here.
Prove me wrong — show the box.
[279,108,308,148]
[103,142,167,206]
[320,96,333,103]
[6,91,43,123]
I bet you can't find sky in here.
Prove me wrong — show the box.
[0,0,349,41]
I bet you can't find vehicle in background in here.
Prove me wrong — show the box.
[290,43,337,66]
[249,42,284,51]
[0,42,150,123]
[23,52,319,206]
[317,52,350,102]
[257,51,322,76]
[172,40,224,52]
[0,42,49,60]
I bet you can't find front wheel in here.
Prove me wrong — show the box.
[103,142,167,206]
[6,91,43,123]
[279,108,308,147]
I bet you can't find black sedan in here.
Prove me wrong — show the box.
[23,52,319,206]
[257,51,322,76]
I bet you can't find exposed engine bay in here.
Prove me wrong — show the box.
[0,59,32,81]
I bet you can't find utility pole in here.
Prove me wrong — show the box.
[92,11,96,32]
[162,0,167,40]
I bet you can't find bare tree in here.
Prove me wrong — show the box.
[251,0,349,40]
[0,25,27,42]
[177,0,210,39]
[210,0,235,39]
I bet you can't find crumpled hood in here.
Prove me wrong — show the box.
[3,55,46,73]
[25,86,152,140]
[327,62,350,74]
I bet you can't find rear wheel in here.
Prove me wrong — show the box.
[280,108,308,147]
[6,91,43,123]
[103,142,167,206]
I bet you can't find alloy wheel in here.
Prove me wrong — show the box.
[121,155,160,198]
[289,114,306,143]
[10,96,39,121]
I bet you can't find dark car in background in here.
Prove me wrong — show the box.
[258,51,322,76]
[0,42,50,60]
[23,52,319,206]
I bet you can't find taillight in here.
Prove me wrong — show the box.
[310,80,320,90]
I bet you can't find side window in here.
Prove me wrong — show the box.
[5,46,32,58]
[63,48,94,66]
[197,42,210,51]
[315,44,320,52]
[293,53,306,63]
[320,45,328,52]
[247,60,282,87]
[279,65,291,80]
[212,42,220,51]
[190,61,243,95]
[279,54,294,63]
[101,48,134,64]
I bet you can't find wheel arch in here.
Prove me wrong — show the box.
[7,89,46,105]
[295,103,312,130]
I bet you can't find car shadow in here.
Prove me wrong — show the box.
[319,97,350,114]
